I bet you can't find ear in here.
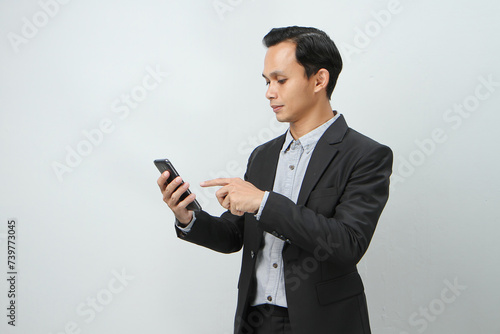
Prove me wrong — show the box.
[314,68,330,94]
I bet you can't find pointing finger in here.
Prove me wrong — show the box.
[200,178,232,187]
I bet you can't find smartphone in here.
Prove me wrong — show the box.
[154,159,202,212]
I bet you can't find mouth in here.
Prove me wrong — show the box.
[271,105,284,113]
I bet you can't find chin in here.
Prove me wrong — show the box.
[275,113,291,123]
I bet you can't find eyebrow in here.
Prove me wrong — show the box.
[262,71,286,79]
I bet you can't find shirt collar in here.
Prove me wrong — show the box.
[281,111,341,154]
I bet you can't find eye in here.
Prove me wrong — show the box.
[278,79,287,84]
[265,81,270,86]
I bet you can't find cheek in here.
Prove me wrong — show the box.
[289,83,311,107]
[285,82,304,101]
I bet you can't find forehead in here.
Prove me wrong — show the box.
[263,41,303,77]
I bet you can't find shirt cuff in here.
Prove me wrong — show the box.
[254,191,270,221]
[175,211,197,233]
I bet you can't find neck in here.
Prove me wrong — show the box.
[289,102,335,139]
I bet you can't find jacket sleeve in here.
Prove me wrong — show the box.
[257,144,393,266]
[175,210,245,253]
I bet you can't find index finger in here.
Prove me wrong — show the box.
[157,170,170,189]
[200,178,231,187]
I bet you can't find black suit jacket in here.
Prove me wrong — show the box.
[176,115,393,334]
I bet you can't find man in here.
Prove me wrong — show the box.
[157,26,393,334]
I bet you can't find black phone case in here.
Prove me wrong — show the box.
[154,159,202,211]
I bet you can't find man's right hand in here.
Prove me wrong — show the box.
[157,171,196,226]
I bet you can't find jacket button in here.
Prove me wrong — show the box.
[272,231,279,237]
[250,251,255,258]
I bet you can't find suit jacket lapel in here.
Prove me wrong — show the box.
[252,134,285,191]
[296,115,348,206]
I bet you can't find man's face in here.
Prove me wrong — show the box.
[262,41,317,124]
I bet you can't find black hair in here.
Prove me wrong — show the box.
[263,26,342,100]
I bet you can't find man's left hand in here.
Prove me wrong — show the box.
[200,178,265,216]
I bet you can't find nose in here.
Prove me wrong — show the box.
[265,82,277,100]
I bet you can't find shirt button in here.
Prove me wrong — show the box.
[267,296,273,302]
[273,263,278,268]
[289,165,295,170]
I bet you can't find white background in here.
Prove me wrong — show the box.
[1,0,499,333]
